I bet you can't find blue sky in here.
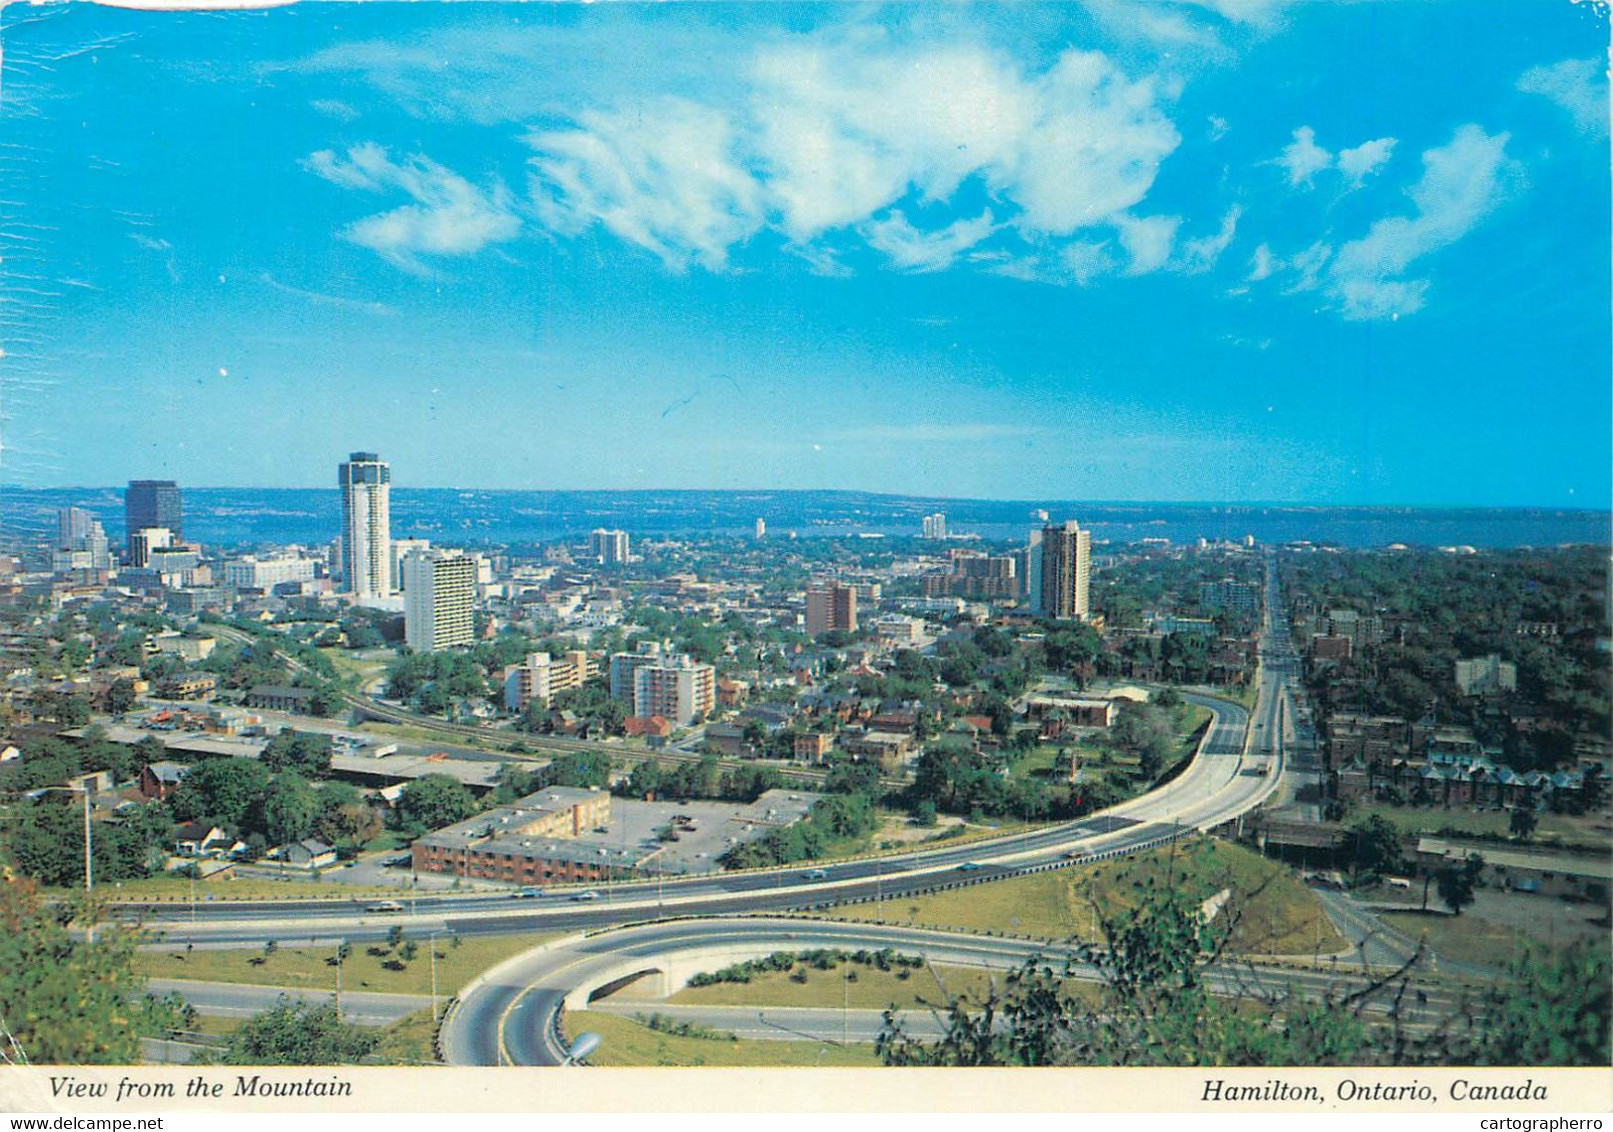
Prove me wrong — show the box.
[0,0,1607,506]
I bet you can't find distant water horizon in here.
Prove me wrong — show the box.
[2,486,1608,552]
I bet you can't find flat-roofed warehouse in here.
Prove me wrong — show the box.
[329,751,524,795]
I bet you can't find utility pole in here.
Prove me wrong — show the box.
[842,966,850,1047]
[78,787,95,946]
[429,931,442,1022]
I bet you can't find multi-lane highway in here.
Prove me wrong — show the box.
[126,682,1273,953]
[131,580,1298,1065]
[441,913,1458,1066]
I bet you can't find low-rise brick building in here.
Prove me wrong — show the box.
[410,786,617,883]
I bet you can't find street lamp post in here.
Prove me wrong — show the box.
[428,931,443,1022]
[334,940,343,1017]
[842,966,850,1046]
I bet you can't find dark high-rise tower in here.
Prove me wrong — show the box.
[125,480,182,557]
[1039,520,1091,621]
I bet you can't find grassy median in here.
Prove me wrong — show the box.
[561,1010,879,1067]
[828,836,1348,957]
[136,931,565,996]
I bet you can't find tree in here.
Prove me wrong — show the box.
[261,772,319,846]
[396,774,476,833]
[315,800,382,848]
[1435,854,1484,916]
[221,999,378,1065]
[1468,941,1611,1066]
[262,729,333,777]
[105,678,137,715]
[741,718,768,751]
[1509,806,1538,842]
[169,758,271,835]
[1348,815,1407,879]
[546,751,611,790]
[1113,702,1173,783]
[7,795,170,887]
[0,874,175,1063]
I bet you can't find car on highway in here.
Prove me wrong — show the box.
[570,890,601,902]
[1061,850,1089,861]
[364,900,405,913]
[957,862,985,872]
[801,868,829,881]
[512,887,546,899]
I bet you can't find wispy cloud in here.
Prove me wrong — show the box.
[830,423,1044,444]
[310,98,360,122]
[258,273,393,315]
[1273,125,1397,189]
[1260,125,1521,320]
[1518,57,1608,138]
[1176,206,1241,273]
[304,143,521,271]
[863,210,998,273]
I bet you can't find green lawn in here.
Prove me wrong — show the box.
[830,836,1347,956]
[1010,702,1213,793]
[318,648,389,688]
[1377,910,1522,968]
[1350,803,1590,845]
[136,931,566,996]
[1006,745,1063,783]
[86,876,411,903]
[561,1010,880,1066]
[666,962,1002,1012]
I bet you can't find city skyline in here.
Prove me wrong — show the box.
[1,2,1608,508]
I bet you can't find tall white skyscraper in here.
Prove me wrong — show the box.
[339,452,392,602]
[403,549,476,652]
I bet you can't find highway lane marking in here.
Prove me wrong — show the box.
[494,949,596,1066]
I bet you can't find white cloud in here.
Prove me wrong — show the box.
[1246,242,1275,282]
[529,97,764,271]
[1518,57,1608,138]
[310,99,360,122]
[1274,126,1398,190]
[1062,241,1119,286]
[1336,137,1397,186]
[1330,125,1517,288]
[1286,240,1332,293]
[305,144,522,271]
[862,210,998,273]
[258,273,393,315]
[1262,125,1518,320]
[1336,277,1429,322]
[1277,126,1332,186]
[1177,206,1241,273]
[831,423,1043,444]
[1115,213,1182,274]
[523,30,1181,275]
